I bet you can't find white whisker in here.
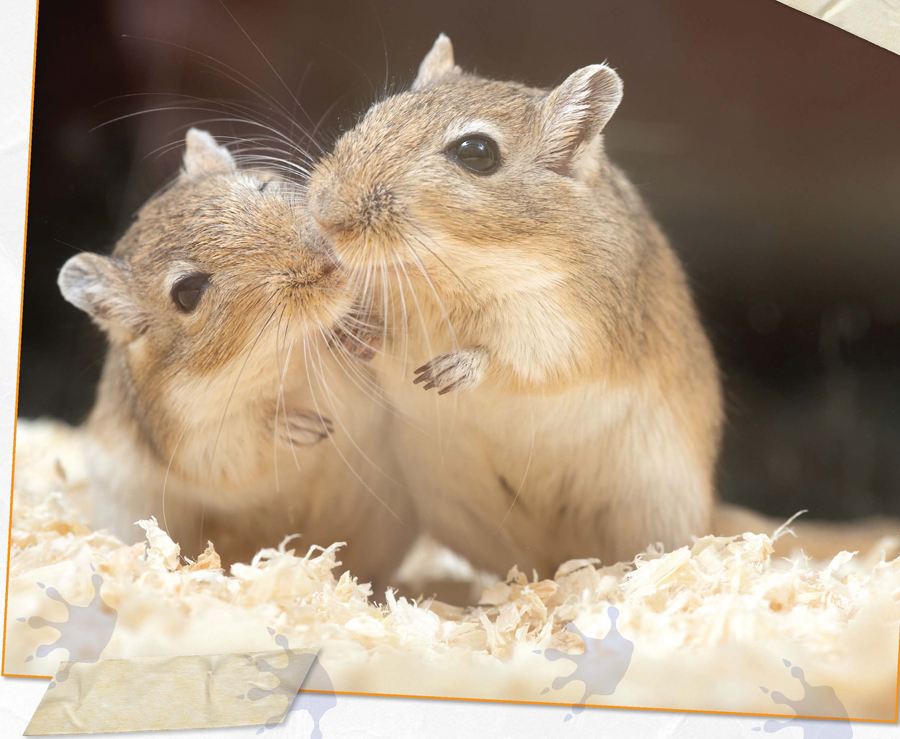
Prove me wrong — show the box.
[302,332,405,523]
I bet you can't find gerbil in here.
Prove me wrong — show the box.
[307,36,723,576]
[59,129,416,587]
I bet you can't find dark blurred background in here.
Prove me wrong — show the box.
[20,0,900,522]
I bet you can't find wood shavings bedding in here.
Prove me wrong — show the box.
[5,419,900,720]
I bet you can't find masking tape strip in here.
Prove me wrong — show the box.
[24,648,318,735]
[776,0,900,56]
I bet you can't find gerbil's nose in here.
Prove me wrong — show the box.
[279,256,337,291]
[309,170,397,239]
[308,174,348,237]
[317,257,337,278]
[307,237,341,281]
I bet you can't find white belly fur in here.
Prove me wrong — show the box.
[84,350,416,584]
[380,339,709,576]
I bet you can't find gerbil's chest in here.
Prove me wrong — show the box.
[383,274,584,388]
[378,339,634,494]
[377,291,626,443]
[160,350,380,494]
[373,281,637,568]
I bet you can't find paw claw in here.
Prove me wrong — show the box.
[412,348,488,395]
[330,330,381,361]
[273,409,334,447]
[330,307,384,361]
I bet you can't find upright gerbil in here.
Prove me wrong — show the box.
[307,36,723,576]
[59,129,416,587]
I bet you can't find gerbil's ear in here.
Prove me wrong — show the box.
[59,253,147,343]
[538,64,623,177]
[412,33,460,90]
[182,128,235,179]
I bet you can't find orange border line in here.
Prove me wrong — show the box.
[1,0,39,680]
[292,687,895,723]
[292,629,900,723]
[895,624,900,724]
[0,674,895,723]
[6,633,899,724]
[1,0,899,728]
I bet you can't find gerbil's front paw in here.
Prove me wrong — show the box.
[329,325,383,361]
[272,409,334,447]
[413,348,489,394]
[329,308,384,361]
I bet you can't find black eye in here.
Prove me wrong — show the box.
[171,273,210,313]
[448,135,499,174]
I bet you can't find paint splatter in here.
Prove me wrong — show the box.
[239,627,335,738]
[753,660,852,738]
[534,606,634,721]
[284,658,337,739]
[22,565,117,689]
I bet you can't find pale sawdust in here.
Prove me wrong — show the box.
[5,419,900,718]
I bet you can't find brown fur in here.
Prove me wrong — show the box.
[59,130,416,586]
[306,36,724,575]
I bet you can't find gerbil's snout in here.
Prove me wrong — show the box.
[304,253,338,284]
[316,258,337,277]
[276,251,338,290]
[307,163,403,270]
[309,178,398,235]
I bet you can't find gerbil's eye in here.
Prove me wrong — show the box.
[447,135,499,174]
[171,273,210,313]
